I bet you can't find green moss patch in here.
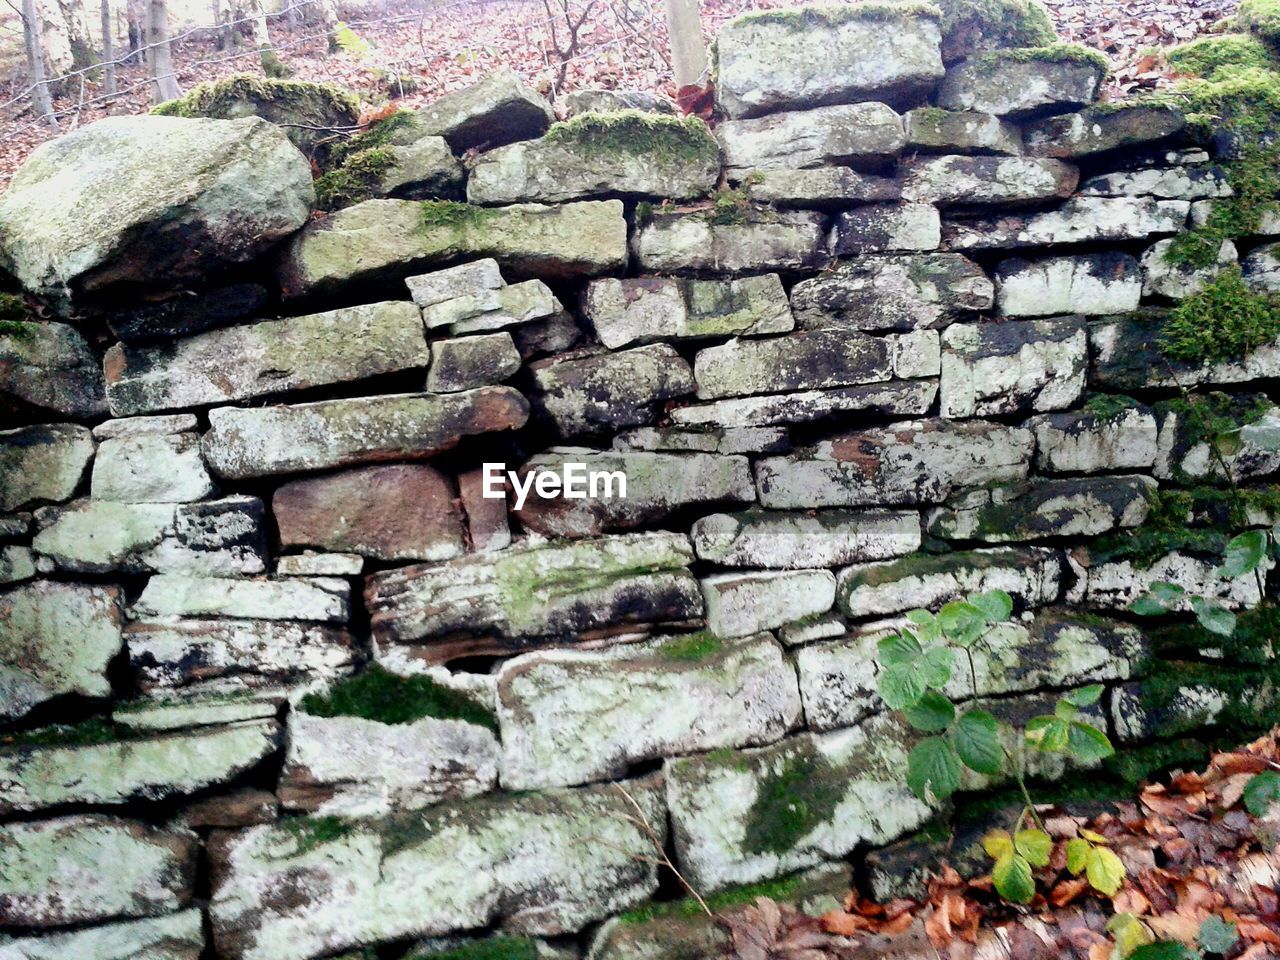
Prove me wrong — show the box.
[933,0,1056,53]
[1104,738,1211,785]
[152,73,359,123]
[276,814,355,856]
[2,717,123,750]
[742,748,843,855]
[971,41,1110,74]
[1166,33,1278,80]
[418,200,503,237]
[1159,267,1280,362]
[620,871,816,924]
[314,147,397,209]
[658,632,723,663]
[1134,658,1280,736]
[735,1,942,29]
[1083,393,1140,419]
[544,110,719,166]
[300,664,497,730]
[1238,0,1280,45]
[0,292,25,324]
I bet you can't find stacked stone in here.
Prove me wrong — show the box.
[1,3,1278,959]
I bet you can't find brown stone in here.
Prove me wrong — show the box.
[458,467,511,553]
[178,788,279,828]
[273,464,464,563]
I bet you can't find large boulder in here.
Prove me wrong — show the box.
[0,116,313,312]
[714,4,945,119]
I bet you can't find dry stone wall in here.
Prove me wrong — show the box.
[0,4,1278,959]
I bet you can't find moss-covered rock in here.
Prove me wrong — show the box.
[939,44,1108,118]
[931,0,1057,63]
[153,73,360,158]
[1237,0,1280,47]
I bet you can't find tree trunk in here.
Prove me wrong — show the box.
[21,0,59,128]
[664,0,706,89]
[146,0,180,103]
[126,0,144,58]
[101,0,115,95]
[31,0,75,79]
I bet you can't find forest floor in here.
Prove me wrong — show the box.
[0,0,1243,187]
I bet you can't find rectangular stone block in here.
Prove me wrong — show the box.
[32,496,267,575]
[693,329,892,400]
[201,387,529,479]
[670,381,937,428]
[899,156,1077,206]
[496,633,802,789]
[940,317,1087,417]
[995,252,1142,317]
[209,777,665,958]
[0,910,204,960]
[691,509,920,569]
[633,209,829,274]
[0,423,94,513]
[1030,403,1159,473]
[943,197,1189,251]
[104,302,429,415]
[717,102,905,173]
[831,203,940,255]
[755,419,1033,508]
[132,575,350,623]
[701,569,836,638]
[90,431,215,503]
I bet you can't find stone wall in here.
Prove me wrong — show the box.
[1,4,1278,959]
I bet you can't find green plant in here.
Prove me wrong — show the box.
[1159,268,1280,363]
[300,664,497,730]
[874,590,1121,904]
[1244,768,1280,814]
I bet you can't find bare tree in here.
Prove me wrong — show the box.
[146,0,180,102]
[664,0,706,89]
[22,0,59,128]
[101,0,115,96]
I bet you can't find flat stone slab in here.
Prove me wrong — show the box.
[790,254,993,331]
[702,570,837,638]
[1024,104,1187,158]
[1030,403,1159,473]
[514,450,755,538]
[1143,238,1236,299]
[209,777,665,959]
[104,301,428,415]
[280,199,628,297]
[755,419,1034,508]
[798,608,1144,731]
[837,546,1062,618]
[926,475,1157,541]
[937,51,1105,119]
[940,317,1087,417]
[717,102,905,174]
[0,719,279,814]
[1089,314,1280,391]
[274,463,463,563]
[201,387,529,479]
[366,531,702,648]
[742,167,901,207]
[714,5,944,118]
[530,345,694,438]
[943,197,1190,251]
[127,619,355,694]
[692,509,921,569]
[693,329,892,399]
[903,108,1021,155]
[1154,395,1280,483]
[633,209,829,274]
[92,413,197,440]
[467,113,720,203]
[280,711,499,816]
[899,156,1078,206]
[496,632,802,789]
[669,380,938,428]
[0,321,107,419]
[830,203,940,255]
[614,426,790,456]
[1,580,122,720]
[0,815,196,926]
[132,575,350,623]
[0,909,204,960]
[426,333,521,392]
[996,252,1143,316]
[1080,165,1232,200]
[582,275,793,349]
[90,431,215,503]
[665,715,934,890]
[0,423,94,512]
[32,496,267,575]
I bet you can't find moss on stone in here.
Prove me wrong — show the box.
[1238,0,1280,45]
[1103,738,1211,784]
[543,110,719,166]
[619,870,816,923]
[1087,486,1229,567]
[1134,657,1280,735]
[0,292,25,324]
[1149,604,1279,664]
[932,0,1056,52]
[300,664,497,730]
[152,73,359,123]
[314,146,398,210]
[742,748,843,855]
[658,631,724,662]
[1159,267,1280,362]
[408,937,540,960]
[955,773,1131,824]
[327,109,422,167]
[1166,33,1277,80]
[1165,138,1280,269]
[970,41,1110,74]
[417,200,503,238]
[735,1,942,29]
[704,186,755,226]
[1083,393,1139,419]
[276,814,356,856]
[1,717,122,749]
